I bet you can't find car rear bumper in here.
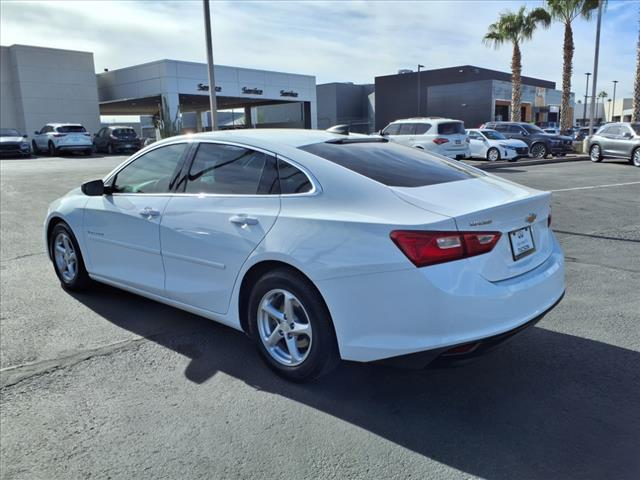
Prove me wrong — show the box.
[550,143,574,154]
[57,145,92,151]
[317,232,565,362]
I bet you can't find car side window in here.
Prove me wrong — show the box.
[382,124,401,135]
[397,124,415,135]
[414,123,431,135]
[278,159,313,194]
[112,143,187,194]
[468,131,480,140]
[493,124,508,132]
[185,143,276,195]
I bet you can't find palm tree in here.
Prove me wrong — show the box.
[545,0,600,131]
[597,90,608,121]
[484,6,551,122]
[633,12,640,122]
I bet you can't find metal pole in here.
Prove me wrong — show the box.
[607,99,612,121]
[588,0,603,135]
[583,73,590,126]
[611,80,618,121]
[203,0,218,131]
[417,64,424,116]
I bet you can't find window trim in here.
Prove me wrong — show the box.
[104,138,321,198]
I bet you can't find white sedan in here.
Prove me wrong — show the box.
[467,128,529,161]
[45,129,565,381]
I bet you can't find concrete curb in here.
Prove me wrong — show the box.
[465,155,590,170]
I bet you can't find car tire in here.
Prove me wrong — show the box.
[486,147,500,162]
[248,268,340,382]
[84,149,92,156]
[49,222,92,291]
[48,141,57,156]
[632,147,640,167]
[530,143,548,159]
[590,144,603,162]
[107,143,114,155]
[31,140,39,155]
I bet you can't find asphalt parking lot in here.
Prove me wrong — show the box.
[1,155,639,480]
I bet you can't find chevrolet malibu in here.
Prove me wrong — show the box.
[45,130,565,381]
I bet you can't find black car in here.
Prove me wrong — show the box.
[93,126,141,154]
[482,122,574,159]
[0,128,31,158]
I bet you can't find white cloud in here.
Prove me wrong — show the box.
[0,0,636,97]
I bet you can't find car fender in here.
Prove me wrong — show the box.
[44,189,90,264]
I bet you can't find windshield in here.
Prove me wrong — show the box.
[481,130,505,140]
[0,129,20,137]
[57,125,87,133]
[523,124,544,134]
[299,141,479,188]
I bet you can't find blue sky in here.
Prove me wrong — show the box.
[1,0,637,98]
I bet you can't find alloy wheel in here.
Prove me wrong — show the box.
[590,145,601,162]
[257,289,313,366]
[633,149,640,167]
[487,148,499,162]
[53,232,77,283]
[531,144,546,159]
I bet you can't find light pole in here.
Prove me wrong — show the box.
[611,80,618,121]
[583,72,591,126]
[607,98,612,121]
[203,0,218,131]
[417,64,424,116]
[588,0,603,135]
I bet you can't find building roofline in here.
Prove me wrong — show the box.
[1,44,94,55]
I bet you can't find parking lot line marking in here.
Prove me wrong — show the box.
[551,181,640,192]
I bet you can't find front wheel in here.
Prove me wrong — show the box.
[248,269,339,382]
[486,147,500,162]
[590,144,603,162]
[530,143,548,159]
[31,140,39,155]
[48,141,57,156]
[50,222,91,291]
[107,143,114,155]
[632,148,640,167]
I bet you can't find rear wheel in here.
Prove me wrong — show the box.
[248,269,339,382]
[49,222,91,291]
[530,143,547,159]
[590,144,603,162]
[486,147,500,162]
[632,147,640,167]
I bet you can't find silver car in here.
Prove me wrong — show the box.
[588,122,640,167]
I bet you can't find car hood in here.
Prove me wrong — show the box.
[0,136,25,143]
[541,133,573,141]
[497,139,528,147]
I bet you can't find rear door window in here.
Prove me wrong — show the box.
[437,122,465,135]
[299,141,478,188]
[397,124,415,135]
[414,123,431,135]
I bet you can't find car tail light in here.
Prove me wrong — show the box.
[433,137,449,145]
[390,230,501,267]
[84,133,91,137]
[53,133,66,137]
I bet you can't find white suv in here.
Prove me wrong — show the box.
[32,123,93,156]
[380,117,470,159]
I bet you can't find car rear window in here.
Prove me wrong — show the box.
[113,128,136,137]
[57,125,86,133]
[299,141,479,188]
[437,122,464,135]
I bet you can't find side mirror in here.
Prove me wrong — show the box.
[81,179,106,196]
[380,130,389,136]
[22,134,28,139]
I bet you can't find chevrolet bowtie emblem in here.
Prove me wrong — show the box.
[526,213,537,224]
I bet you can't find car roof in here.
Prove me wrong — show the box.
[47,123,84,127]
[107,125,135,129]
[391,117,460,124]
[156,128,358,149]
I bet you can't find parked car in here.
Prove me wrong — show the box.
[0,128,31,158]
[45,129,565,381]
[466,128,529,161]
[482,122,573,159]
[380,117,471,159]
[32,123,93,156]
[94,126,142,154]
[588,122,640,167]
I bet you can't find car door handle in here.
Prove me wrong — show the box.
[229,214,258,226]
[139,207,160,218]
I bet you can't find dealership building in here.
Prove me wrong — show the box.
[1,44,317,137]
[374,65,573,130]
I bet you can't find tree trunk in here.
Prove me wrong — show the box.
[633,15,640,122]
[560,22,574,131]
[511,42,522,122]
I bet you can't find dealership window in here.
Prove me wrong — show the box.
[185,143,278,195]
[112,143,187,194]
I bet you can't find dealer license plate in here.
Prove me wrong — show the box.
[509,226,535,260]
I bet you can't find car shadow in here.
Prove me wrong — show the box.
[70,283,640,480]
